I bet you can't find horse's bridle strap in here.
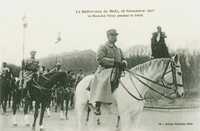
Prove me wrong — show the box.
[126,70,174,91]
[120,80,145,101]
[128,73,143,99]
[125,69,175,100]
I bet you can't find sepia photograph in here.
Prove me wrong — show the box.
[0,0,200,131]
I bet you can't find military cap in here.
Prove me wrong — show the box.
[106,29,118,36]
[56,62,61,66]
[157,26,162,29]
[30,50,37,55]
[2,62,7,65]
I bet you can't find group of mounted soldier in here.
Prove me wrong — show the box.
[0,26,171,128]
[0,50,85,115]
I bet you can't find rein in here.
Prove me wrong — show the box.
[126,70,174,100]
[32,80,50,91]
[120,60,179,101]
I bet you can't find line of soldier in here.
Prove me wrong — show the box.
[0,51,85,111]
[1,26,170,115]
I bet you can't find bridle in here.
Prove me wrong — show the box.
[120,59,183,101]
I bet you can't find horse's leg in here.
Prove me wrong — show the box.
[119,112,132,131]
[130,112,142,130]
[4,95,8,113]
[86,106,91,122]
[32,101,40,130]
[29,100,33,113]
[1,98,5,113]
[70,93,74,109]
[2,94,8,114]
[65,95,69,120]
[8,93,11,108]
[60,94,65,120]
[77,104,87,131]
[46,99,51,117]
[12,91,18,126]
[24,96,31,126]
[116,115,120,128]
[1,89,8,114]
[120,111,142,131]
[55,96,58,112]
[39,102,47,130]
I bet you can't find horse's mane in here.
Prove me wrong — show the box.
[130,58,171,73]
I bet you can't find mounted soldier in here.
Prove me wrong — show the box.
[0,62,13,113]
[0,62,11,79]
[20,50,40,89]
[89,29,127,115]
[39,66,47,75]
[49,62,62,73]
[151,26,170,58]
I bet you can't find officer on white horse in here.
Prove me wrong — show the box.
[89,29,127,115]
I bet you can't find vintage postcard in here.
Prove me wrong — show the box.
[0,0,199,131]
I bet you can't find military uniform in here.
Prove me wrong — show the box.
[151,31,170,58]
[90,41,126,104]
[0,63,12,105]
[49,63,62,73]
[0,66,10,79]
[20,57,39,88]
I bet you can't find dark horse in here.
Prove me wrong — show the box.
[0,71,12,114]
[24,71,68,130]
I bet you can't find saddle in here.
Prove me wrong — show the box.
[87,67,123,93]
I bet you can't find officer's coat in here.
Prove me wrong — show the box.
[19,58,39,88]
[90,41,124,104]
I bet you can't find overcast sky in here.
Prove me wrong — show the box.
[0,0,199,65]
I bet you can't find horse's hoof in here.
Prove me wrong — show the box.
[32,126,36,131]
[39,125,45,131]
[47,108,51,117]
[60,117,65,120]
[13,123,18,127]
[12,115,17,126]
[97,119,101,125]
[1,112,8,116]
[24,115,30,126]
[115,127,121,131]
[25,123,30,127]
[60,112,65,120]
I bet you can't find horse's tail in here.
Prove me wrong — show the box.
[75,75,93,109]
[75,75,94,129]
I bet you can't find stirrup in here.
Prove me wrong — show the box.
[94,106,101,115]
[87,102,101,115]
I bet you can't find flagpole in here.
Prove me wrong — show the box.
[55,32,61,64]
[21,14,28,88]
[22,22,25,63]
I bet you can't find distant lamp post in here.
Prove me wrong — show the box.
[55,32,62,44]
[55,32,62,64]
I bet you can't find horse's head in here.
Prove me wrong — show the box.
[162,54,184,98]
[45,71,68,89]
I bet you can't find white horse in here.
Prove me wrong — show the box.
[75,55,184,131]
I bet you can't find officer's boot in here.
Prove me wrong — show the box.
[94,102,101,115]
